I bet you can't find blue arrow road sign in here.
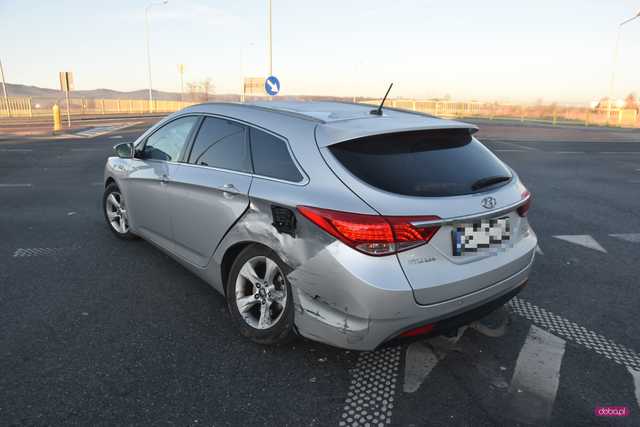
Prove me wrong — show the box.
[265,76,280,96]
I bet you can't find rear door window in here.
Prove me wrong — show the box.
[187,117,251,173]
[249,128,303,182]
[329,129,511,197]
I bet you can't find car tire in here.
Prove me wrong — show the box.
[103,182,137,240]
[226,245,295,345]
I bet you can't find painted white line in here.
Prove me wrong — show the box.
[487,140,538,151]
[505,325,565,424]
[0,148,33,152]
[552,234,607,253]
[0,183,32,188]
[628,368,640,412]
[609,233,640,243]
[554,151,584,154]
[494,149,526,152]
[339,346,401,426]
[403,342,439,393]
[509,297,640,370]
[599,152,640,155]
[109,135,124,139]
[402,328,467,393]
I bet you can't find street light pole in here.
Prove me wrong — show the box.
[145,0,168,113]
[267,0,272,76]
[607,10,640,123]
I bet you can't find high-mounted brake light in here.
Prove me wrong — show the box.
[297,206,440,256]
[517,190,532,217]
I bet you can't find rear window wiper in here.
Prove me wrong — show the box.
[471,175,511,191]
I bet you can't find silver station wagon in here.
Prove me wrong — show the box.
[103,101,536,350]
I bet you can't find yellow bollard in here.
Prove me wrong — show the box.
[52,104,62,132]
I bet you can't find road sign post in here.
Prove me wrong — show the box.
[59,71,74,128]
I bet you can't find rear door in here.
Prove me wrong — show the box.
[319,127,533,305]
[168,116,253,267]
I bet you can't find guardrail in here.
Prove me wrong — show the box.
[360,99,640,128]
[0,96,195,118]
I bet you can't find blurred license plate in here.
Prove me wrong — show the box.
[452,217,510,256]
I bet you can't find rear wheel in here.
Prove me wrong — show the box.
[103,182,137,240]
[226,245,295,345]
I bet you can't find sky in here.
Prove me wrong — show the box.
[1,0,639,104]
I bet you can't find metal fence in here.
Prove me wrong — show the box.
[360,99,640,128]
[0,96,195,118]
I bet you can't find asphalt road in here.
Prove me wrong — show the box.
[1,120,639,426]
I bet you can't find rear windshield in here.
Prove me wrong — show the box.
[329,129,511,197]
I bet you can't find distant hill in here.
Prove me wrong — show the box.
[2,82,359,106]
[3,83,183,101]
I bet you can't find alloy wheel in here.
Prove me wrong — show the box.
[105,191,129,234]
[235,256,288,330]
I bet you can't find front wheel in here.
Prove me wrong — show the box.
[103,182,137,240]
[226,245,295,345]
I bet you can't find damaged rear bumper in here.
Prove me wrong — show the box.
[291,247,535,351]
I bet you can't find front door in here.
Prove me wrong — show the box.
[124,115,200,249]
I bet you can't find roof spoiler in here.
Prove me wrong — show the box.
[315,120,479,148]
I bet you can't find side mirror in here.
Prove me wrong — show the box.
[114,142,134,159]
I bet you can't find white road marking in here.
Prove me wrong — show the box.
[109,135,124,139]
[339,346,401,426]
[402,328,466,393]
[509,297,640,370]
[599,152,640,155]
[628,368,640,411]
[0,148,33,152]
[536,244,544,255]
[505,325,565,425]
[494,149,526,152]
[0,183,32,188]
[609,233,640,243]
[552,234,607,253]
[555,151,584,154]
[75,122,139,138]
[486,140,538,151]
[403,341,439,393]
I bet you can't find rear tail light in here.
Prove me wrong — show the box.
[297,206,440,256]
[517,190,532,217]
